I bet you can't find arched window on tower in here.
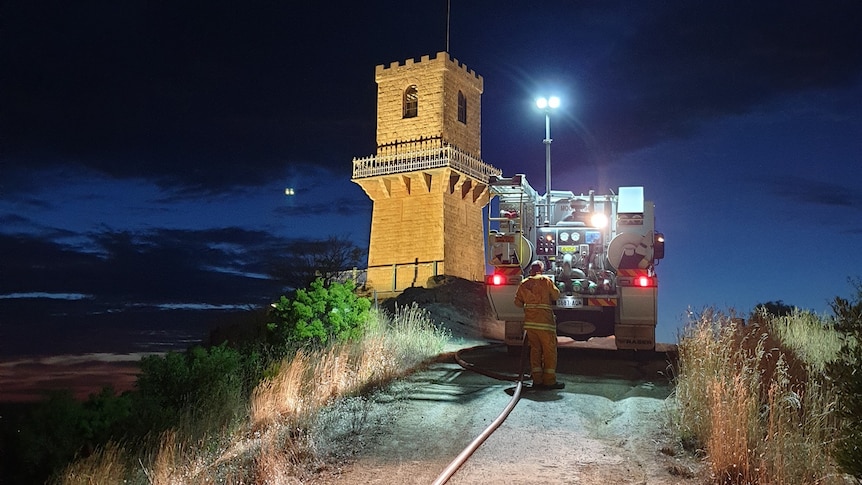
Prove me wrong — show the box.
[403,85,418,118]
[457,90,467,124]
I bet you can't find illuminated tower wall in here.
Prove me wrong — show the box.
[352,52,501,297]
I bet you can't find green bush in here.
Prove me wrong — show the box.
[827,281,862,478]
[80,387,134,448]
[6,387,134,484]
[131,342,247,440]
[11,391,86,484]
[267,279,371,350]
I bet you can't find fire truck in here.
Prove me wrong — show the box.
[484,174,665,350]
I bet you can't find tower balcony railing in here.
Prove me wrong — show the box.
[352,144,502,182]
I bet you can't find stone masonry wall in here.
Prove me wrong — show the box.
[375,52,483,157]
[355,168,488,294]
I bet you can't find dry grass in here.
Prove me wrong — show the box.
[249,305,447,429]
[244,304,448,482]
[141,429,228,484]
[58,442,128,485]
[673,308,843,484]
[673,309,741,446]
[250,423,318,484]
[707,375,755,483]
[250,349,317,430]
[58,303,448,484]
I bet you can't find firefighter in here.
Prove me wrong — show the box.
[514,260,565,390]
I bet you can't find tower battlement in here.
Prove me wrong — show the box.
[375,51,483,83]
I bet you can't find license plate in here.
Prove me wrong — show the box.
[557,297,582,308]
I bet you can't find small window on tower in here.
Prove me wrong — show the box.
[457,90,467,124]
[403,85,418,118]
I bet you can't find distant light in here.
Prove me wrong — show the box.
[548,96,560,108]
[284,187,295,196]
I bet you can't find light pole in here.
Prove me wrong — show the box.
[536,96,559,226]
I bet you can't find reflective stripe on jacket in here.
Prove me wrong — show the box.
[514,275,561,332]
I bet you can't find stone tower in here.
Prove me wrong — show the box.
[352,52,501,297]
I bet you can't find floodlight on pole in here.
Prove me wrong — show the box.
[536,96,559,225]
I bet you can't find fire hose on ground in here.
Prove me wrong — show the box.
[431,336,528,485]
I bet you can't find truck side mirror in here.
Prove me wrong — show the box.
[653,232,665,260]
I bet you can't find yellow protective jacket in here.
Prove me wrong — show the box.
[514,275,561,332]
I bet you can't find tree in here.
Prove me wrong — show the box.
[827,279,862,478]
[748,300,797,325]
[271,235,365,289]
[754,300,796,318]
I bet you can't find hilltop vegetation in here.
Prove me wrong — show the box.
[0,279,451,484]
[2,277,861,484]
[673,283,862,483]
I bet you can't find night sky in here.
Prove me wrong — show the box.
[2,1,862,388]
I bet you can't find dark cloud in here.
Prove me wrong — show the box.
[4,1,860,192]
[275,195,371,218]
[0,213,30,225]
[577,1,862,156]
[0,229,284,304]
[0,227,360,358]
[446,1,862,172]
[765,175,862,208]
[0,0,445,191]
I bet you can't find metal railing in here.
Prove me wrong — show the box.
[332,267,367,286]
[352,144,502,182]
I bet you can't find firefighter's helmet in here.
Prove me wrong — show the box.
[529,260,544,275]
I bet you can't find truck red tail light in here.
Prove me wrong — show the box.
[617,272,657,287]
[487,273,522,286]
[488,274,506,286]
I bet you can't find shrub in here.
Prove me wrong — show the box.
[3,387,134,484]
[132,342,247,441]
[769,308,842,373]
[12,391,87,484]
[827,281,862,478]
[267,279,371,350]
[79,387,134,450]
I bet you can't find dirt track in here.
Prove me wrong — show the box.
[310,341,704,484]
